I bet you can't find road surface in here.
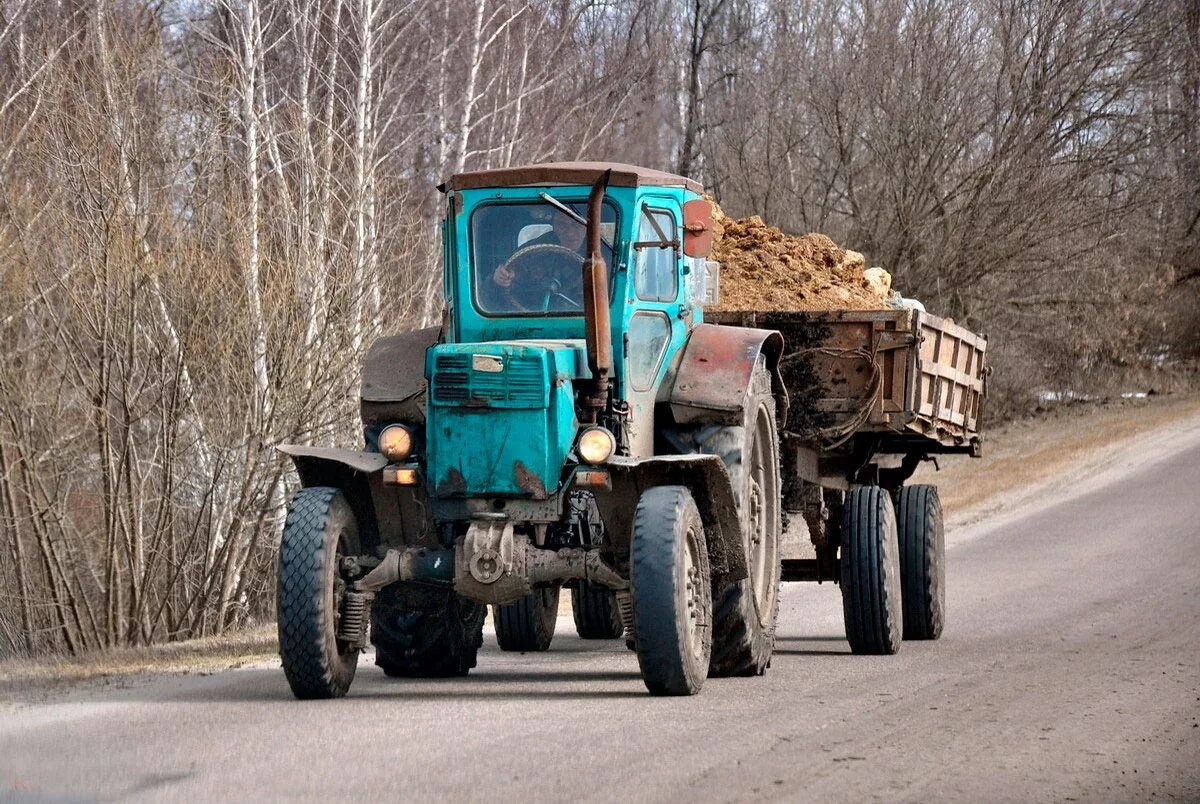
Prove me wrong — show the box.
[3,420,1199,802]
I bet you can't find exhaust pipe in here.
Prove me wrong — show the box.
[581,170,612,422]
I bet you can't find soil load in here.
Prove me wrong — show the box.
[709,203,888,312]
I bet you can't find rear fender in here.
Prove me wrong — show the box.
[360,325,440,428]
[600,454,747,585]
[669,323,789,429]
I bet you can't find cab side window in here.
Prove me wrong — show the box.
[634,208,678,303]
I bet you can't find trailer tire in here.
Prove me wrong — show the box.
[572,581,624,639]
[896,484,945,640]
[371,586,486,678]
[631,486,712,696]
[494,587,559,652]
[277,487,360,699]
[669,360,781,677]
[840,485,903,654]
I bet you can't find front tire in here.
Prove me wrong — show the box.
[840,485,904,654]
[277,487,360,699]
[631,486,712,696]
[494,586,559,652]
[896,484,945,640]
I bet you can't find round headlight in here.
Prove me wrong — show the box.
[577,427,615,465]
[378,424,414,461]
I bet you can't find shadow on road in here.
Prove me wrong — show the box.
[161,666,651,703]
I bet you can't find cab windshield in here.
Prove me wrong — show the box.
[471,200,617,315]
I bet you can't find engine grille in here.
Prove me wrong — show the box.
[431,353,546,407]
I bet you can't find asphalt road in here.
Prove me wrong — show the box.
[3,422,1199,802]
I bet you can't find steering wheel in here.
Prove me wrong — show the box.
[499,243,583,312]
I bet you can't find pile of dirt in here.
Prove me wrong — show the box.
[709,204,889,312]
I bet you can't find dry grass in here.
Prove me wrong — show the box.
[0,625,277,695]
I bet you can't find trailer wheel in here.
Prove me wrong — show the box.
[631,486,712,696]
[572,581,624,639]
[277,487,360,699]
[371,586,486,677]
[671,360,781,677]
[494,586,559,652]
[896,484,945,640]
[840,485,903,654]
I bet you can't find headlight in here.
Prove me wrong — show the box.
[577,427,615,465]
[379,424,414,461]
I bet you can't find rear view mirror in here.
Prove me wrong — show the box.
[682,199,713,258]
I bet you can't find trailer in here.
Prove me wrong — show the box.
[709,309,987,612]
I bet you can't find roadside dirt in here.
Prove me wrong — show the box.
[915,393,1200,529]
[709,203,887,312]
[0,626,276,701]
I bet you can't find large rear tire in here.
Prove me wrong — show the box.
[572,580,624,639]
[277,487,360,699]
[371,586,486,677]
[840,485,903,655]
[631,486,712,696]
[672,360,781,677]
[896,484,945,640]
[494,587,559,652]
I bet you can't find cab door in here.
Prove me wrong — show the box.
[624,201,687,457]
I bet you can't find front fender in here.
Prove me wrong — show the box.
[600,454,747,585]
[277,445,390,548]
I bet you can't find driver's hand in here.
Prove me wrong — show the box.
[493,265,515,288]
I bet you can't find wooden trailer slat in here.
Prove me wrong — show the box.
[707,308,987,455]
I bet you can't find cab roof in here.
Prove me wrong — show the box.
[439,161,703,194]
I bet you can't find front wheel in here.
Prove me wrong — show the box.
[494,586,559,652]
[631,486,712,696]
[277,487,360,699]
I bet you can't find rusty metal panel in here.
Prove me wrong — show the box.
[440,161,703,194]
[669,323,787,427]
[682,199,714,258]
[706,309,986,454]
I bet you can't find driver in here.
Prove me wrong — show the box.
[490,210,586,310]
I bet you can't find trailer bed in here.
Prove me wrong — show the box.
[708,309,987,456]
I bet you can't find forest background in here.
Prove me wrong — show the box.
[1,0,1196,656]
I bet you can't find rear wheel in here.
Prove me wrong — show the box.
[631,486,712,696]
[572,580,624,639]
[494,586,559,652]
[371,586,486,677]
[672,360,781,677]
[896,484,945,640]
[840,485,903,654]
[277,487,360,699]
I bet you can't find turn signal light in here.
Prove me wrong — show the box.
[383,467,420,486]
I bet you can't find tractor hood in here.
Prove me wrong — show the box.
[424,340,589,499]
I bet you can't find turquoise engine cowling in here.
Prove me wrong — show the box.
[425,340,588,499]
